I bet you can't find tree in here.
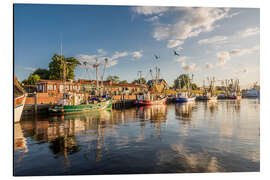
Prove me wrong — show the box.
[119,80,128,84]
[174,74,190,89]
[191,83,198,90]
[106,75,120,83]
[22,74,40,85]
[49,54,81,80]
[33,68,50,79]
[132,77,146,84]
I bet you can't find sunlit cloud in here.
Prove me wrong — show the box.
[216,51,231,66]
[144,15,159,22]
[97,48,107,55]
[175,56,187,62]
[198,36,227,44]
[205,63,213,69]
[111,51,129,60]
[151,7,237,41]
[23,67,37,72]
[167,40,184,48]
[131,6,169,15]
[132,50,143,59]
[238,27,260,37]
[230,45,259,56]
[181,61,201,72]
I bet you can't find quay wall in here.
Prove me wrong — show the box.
[25,93,63,105]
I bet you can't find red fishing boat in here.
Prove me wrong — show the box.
[136,97,167,106]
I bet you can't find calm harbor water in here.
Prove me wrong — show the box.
[14,99,260,176]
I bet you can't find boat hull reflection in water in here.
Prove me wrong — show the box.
[14,99,259,175]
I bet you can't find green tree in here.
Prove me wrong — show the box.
[132,77,146,84]
[49,54,81,80]
[119,80,128,84]
[191,83,198,90]
[174,74,190,89]
[22,74,40,85]
[106,75,120,83]
[33,68,50,79]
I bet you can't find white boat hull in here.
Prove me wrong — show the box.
[14,95,26,123]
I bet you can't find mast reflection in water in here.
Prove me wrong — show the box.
[14,99,259,175]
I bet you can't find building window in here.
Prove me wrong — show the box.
[47,85,53,90]
[59,85,64,93]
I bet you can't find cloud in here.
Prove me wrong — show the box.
[198,36,227,44]
[111,51,129,60]
[239,27,260,37]
[167,40,184,48]
[131,6,169,15]
[97,49,107,54]
[77,54,99,63]
[24,67,37,72]
[153,25,170,40]
[181,61,201,72]
[107,60,118,67]
[152,7,235,41]
[144,16,159,22]
[230,45,259,56]
[132,50,143,59]
[175,56,187,62]
[175,56,200,72]
[215,45,259,66]
[205,63,213,69]
[216,51,231,66]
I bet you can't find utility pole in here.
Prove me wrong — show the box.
[60,38,66,96]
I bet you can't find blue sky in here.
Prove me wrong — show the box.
[14,4,260,88]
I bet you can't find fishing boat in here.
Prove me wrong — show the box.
[175,93,196,103]
[196,95,217,101]
[242,88,259,98]
[135,55,168,106]
[228,92,242,100]
[136,96,167,106]
[14,94,26,123]
[14,76,26,123]
[48,97,112,114]
[49,41,112,114]
[196,77,217,102]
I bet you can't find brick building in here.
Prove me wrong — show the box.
[78,79,147,95]
[36,79,81,94]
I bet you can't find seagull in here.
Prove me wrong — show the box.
[154,54,160,60]
[173,50,180,56]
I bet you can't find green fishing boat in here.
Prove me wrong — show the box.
[49,98,112,114]
[49,39,113,115]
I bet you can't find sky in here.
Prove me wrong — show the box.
[14,4,260,88]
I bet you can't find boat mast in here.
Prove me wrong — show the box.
[93,58,99,96]
[101,58,108,96]
[137,70,142,85]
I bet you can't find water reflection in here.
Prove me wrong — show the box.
[14,99,260,175]
[175,102,196,121]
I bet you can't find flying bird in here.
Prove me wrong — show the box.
[154,55,160,60]
[173,50,180,56]
[83,61,88,66]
